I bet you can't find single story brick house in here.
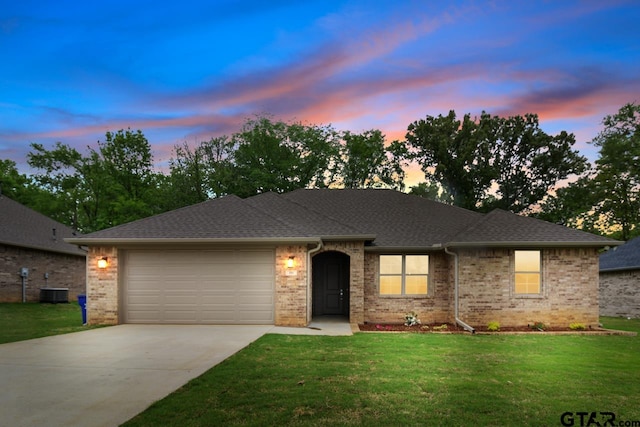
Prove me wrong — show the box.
[66,189,619,331]
[599,236,640,318]
[1,195,86,302]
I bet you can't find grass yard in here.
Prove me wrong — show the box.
[0,302,98,344]
[124,317,640,427]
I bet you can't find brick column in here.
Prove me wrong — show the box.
[274,245,308,326]
[86,246,119,325]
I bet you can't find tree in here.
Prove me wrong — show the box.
[0,160,34,201]
[97,129,161,225]
[27,129,162,232]
[337,129,405,190]
[588,103,639,239]
[165,136,235,209]
[223,117,340,198]
[487,114,587,213]
[405,111,494,210]
[408,181,453,204]
[536,103,640,240]
[27,141,91,228]
[535,175,601,233]
[405,110,587,213]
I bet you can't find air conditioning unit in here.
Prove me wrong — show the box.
[40,288,69,303]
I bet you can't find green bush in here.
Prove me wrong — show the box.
[569,322,586,330]
[487,321,500,332]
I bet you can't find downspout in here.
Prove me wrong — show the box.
[444,246,475,334]
[307,239,324,324]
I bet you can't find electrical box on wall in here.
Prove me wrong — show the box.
[20,268,29,278]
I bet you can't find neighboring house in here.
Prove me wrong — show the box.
[66,189,619,330]
[0,195,86,302]
[599,236,640,318]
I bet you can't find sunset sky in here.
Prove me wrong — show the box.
[1,0,639,187]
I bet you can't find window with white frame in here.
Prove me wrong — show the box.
[379,255,429,296]
[514,250,541,294]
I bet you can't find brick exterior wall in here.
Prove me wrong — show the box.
[86,246,119,325]
[363,252,454,324]
[0,244,86,302]
[316,241,366,324]
[83,242,601,329]
[458,248,600,328]
[274,245,308,326]
[600,270,640,318]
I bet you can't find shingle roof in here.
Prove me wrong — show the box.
[68,189,619,250]
[0,195,86,256]
[600,236,640,272]
[447,209,616,247]
[281,189,482,248]
[80,194,315,241]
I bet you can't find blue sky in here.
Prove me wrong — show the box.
[1,0,639,186]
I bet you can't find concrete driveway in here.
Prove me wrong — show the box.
[0,325,274,427]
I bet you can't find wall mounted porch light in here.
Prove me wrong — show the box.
[97,257,109,269]
[286,256,295,269]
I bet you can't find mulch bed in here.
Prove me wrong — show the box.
[358,323,597,334]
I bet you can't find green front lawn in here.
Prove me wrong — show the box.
[124,317,640,427]
[0,302,98,344]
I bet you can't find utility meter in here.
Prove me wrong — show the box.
[20,268,29,278]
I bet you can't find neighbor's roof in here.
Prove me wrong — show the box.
[600,236,640,272]
[0,195,86,256]
[66,189,619,250]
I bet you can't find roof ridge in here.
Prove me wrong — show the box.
[445,209,491,245]
[281,190,368,235]
[243,193,314,237]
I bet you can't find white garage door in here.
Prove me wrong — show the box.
[123,249,275,324]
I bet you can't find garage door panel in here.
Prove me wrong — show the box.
[237,291,273,304]
[163,295,199,305]
[127,279,159,290]
[124,249,275,324]
[201,309,237,323]
[127,293,161,304]
[237,308,273,322]
[127,310,162,322]
[200,293,236,304]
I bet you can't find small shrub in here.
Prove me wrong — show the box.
[404,312,421,326]
[569,322,586,331]
[530,322,546,331]
[487,321,500,332]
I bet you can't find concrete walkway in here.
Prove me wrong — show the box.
[0,321,352,427]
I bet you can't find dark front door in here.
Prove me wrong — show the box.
[312,251,350,317]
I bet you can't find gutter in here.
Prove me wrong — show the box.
[443,246,475,334]
[64,237,324,246]
[307,239,324,325]
[445,240,623,249]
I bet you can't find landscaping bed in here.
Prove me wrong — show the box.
[358,322,636,335]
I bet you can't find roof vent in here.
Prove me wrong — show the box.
[52,228,57,241]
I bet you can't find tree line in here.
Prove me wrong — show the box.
[1,104,638,240]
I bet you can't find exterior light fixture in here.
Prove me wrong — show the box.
[97,257,109,269]
[286,256,295,269]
